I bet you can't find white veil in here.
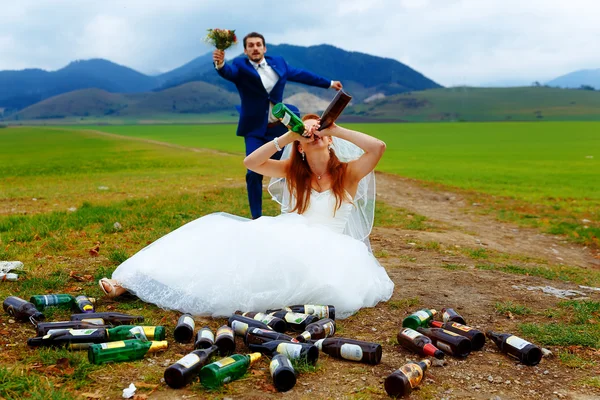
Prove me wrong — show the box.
[267,136,376,251]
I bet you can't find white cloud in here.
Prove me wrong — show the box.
[0,0,599,85]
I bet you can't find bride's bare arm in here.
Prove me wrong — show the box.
[324,124,386,183]
[243,131,297,178]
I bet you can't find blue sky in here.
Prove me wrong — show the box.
[1,0,599,86]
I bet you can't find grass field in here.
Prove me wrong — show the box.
[70,121,600,247]
[1,123,599,399]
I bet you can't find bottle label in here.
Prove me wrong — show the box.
[314,339,324,350]
[340,344,363,361]
[231,320,249,336]
[450,322,472,332]
[282,113,291,126]
[130,326,148,341]
[284,313,308,325]
[441,329,461,337]
[68,329,99,336]
[442,311,451,322]
[323,321,335,336]
[42,295,60,306]
[216,326,234,339]
[414,310,430,322]
[101,341,126,349]
[81,318,105,325]
[506,335,531,350]
[269,358,280,376]
[199,329,215,342]
[182,316,195,330]
[215,357,235,368]
[142,326,158,339]
[253,313,275,325]
[436,342,452,353]
[177,353,201,369]
[397,364,423,388]
[400,328,421,340]
[276,343,303,359]
[305,305,328,318]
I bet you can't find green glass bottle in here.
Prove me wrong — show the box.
[88,339,168,364]
[107,325,166,341]
[402,309,437,330]
[199,353,262,389]
[272,103,306,135]
[30,294,75,310]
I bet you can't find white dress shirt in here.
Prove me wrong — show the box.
[249,59,280,122]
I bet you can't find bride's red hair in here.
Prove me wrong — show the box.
[286,114,348,214]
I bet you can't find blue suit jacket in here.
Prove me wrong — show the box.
[217,55,331,138]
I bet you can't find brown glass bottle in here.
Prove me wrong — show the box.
[296,318,336,342]
[270,353,297,392]
[228,314,271,336]
[486,331,542,366]
[314,337,382,365]
[318,90,352,131]
[236,311,286,333]
[70,312,143,325]
[3,296,45,322]
[28,328,108,347]
[384,360,431,398]
[268,311,318,332]
[267,304,336,320]
[396,328,444,359]
[164,345,219,389]
[441,308,466,325]
[244,327,296,346]
[431,321,486,351]
[194,326,215,349]
[174,313,195,343]
[36,320,107,336]
[215,325,236,356]
[417,327,471,357]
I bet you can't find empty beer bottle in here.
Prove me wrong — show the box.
[36,320,107,336]
[164,345,219,389]
[88,339,168,364]
[215,325,236,356]
[28,328,108,347]
[30,294,75,310]
[194,326,215,349]
[384,359,431,398]
[417,327,471,358]
[228,314,271,336]
[3,296,45,322]
[236,311,287,333]
[430,321,485,351]
[268,311,318,332]
[74,295,95,313]
[486,331,542,366]
[200,353,262,389]
[174,313,195,343]
[396,328,445,359]
[314,338,382,365]
[249,340,319,365]
[270,353,297,392]
[107,325,165,341]
[272,103,306,135]
[317,90,352,131]
[296,318,336,342]
[245,327,297,345]
[402,309,437,330]
[71,312,143,325]
[441,308,466,325]
[268,304,336,320]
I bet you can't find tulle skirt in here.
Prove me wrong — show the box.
[112,213,394,319]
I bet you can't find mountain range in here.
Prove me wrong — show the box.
[546,68,600,89]
[0,44,442,119]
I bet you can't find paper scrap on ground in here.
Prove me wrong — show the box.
[0,261,23,273]
[122,383,136,399]
[512,285,588,299]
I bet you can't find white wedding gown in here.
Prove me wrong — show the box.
[112,189,394,319]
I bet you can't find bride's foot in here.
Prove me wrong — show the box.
[99,278,127,298]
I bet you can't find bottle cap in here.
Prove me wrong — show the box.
[249,352,262,365]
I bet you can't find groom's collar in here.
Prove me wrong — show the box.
[248,57,268,70]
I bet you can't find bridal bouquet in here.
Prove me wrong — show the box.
[204,28,237,50]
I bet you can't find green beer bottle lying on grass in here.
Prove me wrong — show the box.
[107,325,166,341]
[88,339,168,364]
[199,353,262,389]
[30,294,75,310]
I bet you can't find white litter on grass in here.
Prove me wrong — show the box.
[512,285,588,299]
[98,186,109,190]
[579,285,600,292]
[0,261,23,273]
[0,273,18,281]
[122,383,136,399]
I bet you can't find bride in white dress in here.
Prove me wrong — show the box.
[99,116,394,319]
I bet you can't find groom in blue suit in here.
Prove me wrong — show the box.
[213,32,342,219]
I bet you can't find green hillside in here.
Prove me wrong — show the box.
[348,86,600,121]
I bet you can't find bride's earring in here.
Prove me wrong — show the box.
[328,144,333,152]
[301,152,305,161]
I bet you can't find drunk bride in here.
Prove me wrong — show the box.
[99,116,394,319]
